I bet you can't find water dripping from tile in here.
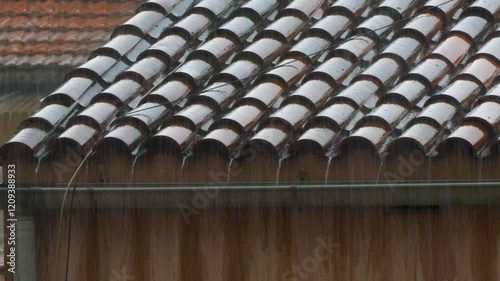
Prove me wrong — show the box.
[227,158,234,182]
[129,149,146,182]
[34,156,43,181]
[180,155,189,172]
[275,157,284,185]
[324,156,333,184]
[34,146,50,180]
[129,154,140,182]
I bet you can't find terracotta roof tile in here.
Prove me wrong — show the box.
[461,0,500,21]
[141,79,194,106]
[42,77,96,106]
[5,0,500,184]
[0,0,158,67]
[91,78,145,107]
[327,0,370,19]
[56,123,99,154]
[4,127,48,154]
[99,124,145,152]
[123,101,168,131]
[19,103,71,131]
[70,102,118,131]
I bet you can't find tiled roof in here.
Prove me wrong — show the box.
[0,0,140,67]
[2,0,500,184]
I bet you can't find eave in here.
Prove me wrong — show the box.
[2,181,500,212]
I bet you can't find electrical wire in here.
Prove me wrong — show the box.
[54,151,93,281]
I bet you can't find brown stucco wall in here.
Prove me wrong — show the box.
[35,206,500,281]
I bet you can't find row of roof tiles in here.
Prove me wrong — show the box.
[5,0,248,154]
[2,0,500,183]
[0,1,138,17]
[0,0,139,66]
[60,0,289,154]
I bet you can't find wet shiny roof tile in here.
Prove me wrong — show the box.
[168,103,216,130]
[430,34,471,66]
[92,79,145,107]
[457,57,499,88]
[296,127,336,154]
[215,104,264,133]
[101,124,145,153]
[239,82,285,109]
[307,14,351,41]
[312,102,358,131]
[20,104,70,131]
[141,79,193,107]
[112,10,165,38]
[461,0,500,21]
[277,0,323,20]
[440,123,489,153]
[406,57,451,88]
[418,0,463,22]
[189,37,237,65]
[3,127,49,154]
[151,125,195,153]
[396,13,443,43]
[257,15,304,42]
[249,126,290,156]
[449,16,489,41]
[376,0,421,18]
[5,0,500,180]
[327,0,370,20]
[413,102,457,129]
[70,102,119,131]
[198,127,241,156]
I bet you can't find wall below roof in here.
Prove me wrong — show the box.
[35,206,500,281]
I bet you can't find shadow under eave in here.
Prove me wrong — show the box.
[432,139,484,181]
[181,152,231,183]
[329,147,382,182]
[88,141,135,184]
[280,151,330,183]
[131,152,184,183]
[228,141,282,183]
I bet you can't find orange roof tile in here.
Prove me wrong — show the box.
[0,0,139,66]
